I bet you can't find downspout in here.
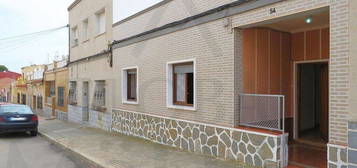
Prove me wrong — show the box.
[67,24,70,64]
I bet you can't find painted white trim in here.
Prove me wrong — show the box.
[327,143,348,149]
[112,108,284,138]
[167,105,196,111]
[166,58,197,111]
[122,101,139,105]
[121,66,139,105]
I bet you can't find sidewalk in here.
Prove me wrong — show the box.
[38,117,242,168]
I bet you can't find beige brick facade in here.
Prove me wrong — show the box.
[113,17,236,127]
[112,0,352,148]
[113,0,239,40]
[69,0,113,61]
[68,0,115,130]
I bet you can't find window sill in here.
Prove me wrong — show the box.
[69,102,78,106]
[71,44,78,48]
[122,101,139,105]
[167,105,196,111]
[95,32,106,39]
[91,106,107,112]
[82,39,89,44]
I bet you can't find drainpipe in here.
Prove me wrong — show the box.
[67,24,70,65]
[109,42,113,68]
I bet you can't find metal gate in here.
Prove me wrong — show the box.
[239,94,285,131]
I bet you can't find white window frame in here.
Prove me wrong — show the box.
[82,19,89,41]
[166,58,196,111]
[96,9,106,35]
[122,66,139,105]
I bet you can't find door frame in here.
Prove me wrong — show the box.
[293,59,329,140]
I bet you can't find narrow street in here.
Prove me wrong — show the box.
[0,133,84,168]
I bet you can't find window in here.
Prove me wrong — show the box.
[57,87,65,107]
[46,81,55,105]
[69,81,77,105]
[92,81,105,109]
[96,10,106,35]
[49,82,55,96]
[122,67,138,104]
[127,69,137,101]
[71,26,78,46]
[167,60,196,110]
[83,19,89,41]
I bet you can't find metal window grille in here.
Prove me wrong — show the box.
[92,81,105,108]
[69,82,77,105]
[57,87,65,107]
[49,82,55,97]
[239,94,285,131]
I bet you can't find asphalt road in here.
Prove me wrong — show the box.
[0,133,85,168]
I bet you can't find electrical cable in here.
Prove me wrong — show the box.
[0,26,68,53]
[0,25,67,42]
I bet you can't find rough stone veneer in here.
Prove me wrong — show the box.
[328,144,348,168]
[112,109,287,168]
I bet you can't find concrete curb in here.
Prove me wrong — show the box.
[38,130,106,168]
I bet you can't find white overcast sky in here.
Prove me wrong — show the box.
[0,0,162,73]
[0,0,73,73]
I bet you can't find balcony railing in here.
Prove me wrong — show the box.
[239,94,284,131]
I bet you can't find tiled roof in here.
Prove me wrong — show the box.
[0,71,21,80]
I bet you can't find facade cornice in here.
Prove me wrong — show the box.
[68,0,82,11]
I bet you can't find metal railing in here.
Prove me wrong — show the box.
[239,94,284,131]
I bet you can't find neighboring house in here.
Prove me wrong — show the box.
[0,71,21,102]
[67,0,113,130]
[106,0,356,168]
[11,76,27,105]
[43,58,69,120]
[15,65,46,110]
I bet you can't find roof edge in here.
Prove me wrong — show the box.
[68,0,82,11]
[113,0,173,27]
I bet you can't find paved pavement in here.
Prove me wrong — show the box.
[38,117,243,168]
[0,132,85,168]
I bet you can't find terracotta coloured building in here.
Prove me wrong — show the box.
[0,71,21,102]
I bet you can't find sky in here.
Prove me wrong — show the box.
[0,0,162,73]
[0,0,73,73]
